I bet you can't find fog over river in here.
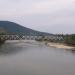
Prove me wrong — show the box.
[0,40,75,75]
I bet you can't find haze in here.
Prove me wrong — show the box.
[0,0,75,34]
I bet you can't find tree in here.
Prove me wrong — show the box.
[64,34,75,45]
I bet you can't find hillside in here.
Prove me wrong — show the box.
[0,21,52,36]
[0,27,8,34]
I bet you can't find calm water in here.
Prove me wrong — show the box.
[0,41,75,75]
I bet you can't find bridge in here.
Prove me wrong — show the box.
[0,35,42,40]
[0,35,64,40]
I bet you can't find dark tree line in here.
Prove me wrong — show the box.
[64,34,75,46]
[35,34,75,46]
[0,33,6,45]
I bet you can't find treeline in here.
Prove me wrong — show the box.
[35,34,75,46]
[0,38,5,45]
[64,34,75,46]
[0,33,6,45]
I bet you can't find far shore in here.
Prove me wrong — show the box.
[47,42,75,50]
[3,40,75,50]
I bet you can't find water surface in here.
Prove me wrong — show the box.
[0,41,75,75]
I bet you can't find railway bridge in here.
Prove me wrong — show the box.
[0,35,64,40]
[0,35,42,40]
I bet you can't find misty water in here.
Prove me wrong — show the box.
[0,40,75,75]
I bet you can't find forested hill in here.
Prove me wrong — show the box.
[0,21,52,36]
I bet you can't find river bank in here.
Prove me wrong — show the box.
[2,40,75,50]
[47,42,75,50]
[0,38,6,46]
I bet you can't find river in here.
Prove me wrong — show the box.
[0,40,75,75]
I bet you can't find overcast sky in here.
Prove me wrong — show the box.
[0,0,75,34]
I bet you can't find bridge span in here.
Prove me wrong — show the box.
[0,35,42,40]
[0,35,63,40]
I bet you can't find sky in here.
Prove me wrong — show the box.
[0,0,75,34]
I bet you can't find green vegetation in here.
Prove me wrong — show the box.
[36,34,75,46]
[0,21,52,36]
[64,34,75,46]
[0,34,6,46]
[0,38,5,45]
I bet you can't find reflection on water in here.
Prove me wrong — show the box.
[0,43,24,55]
[68,50,75,55]
[0,41,75,75]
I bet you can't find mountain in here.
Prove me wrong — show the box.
[0,21,52,36]
[0,27,7,34]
